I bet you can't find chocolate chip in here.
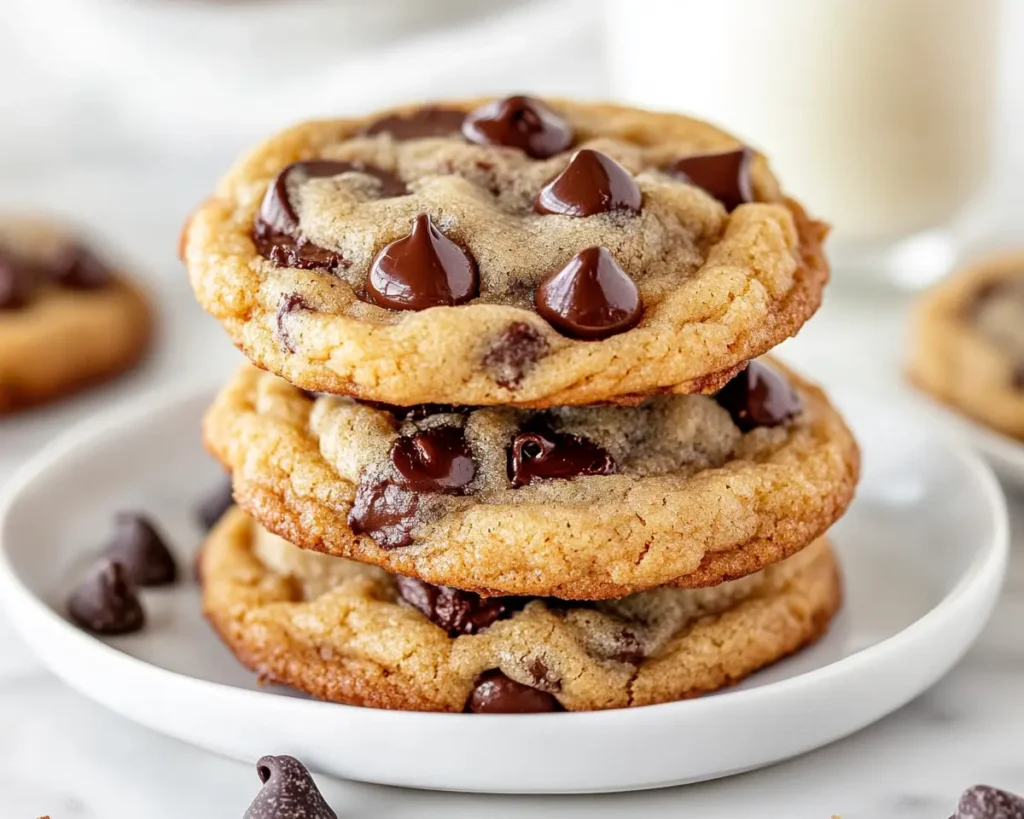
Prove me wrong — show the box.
[364,401,471,420]
[955,785,1024,819]
[526,657,561,692]
[390,426,476,494]
[483,322,549,389]
[0,246,38,310]
[714,361,801,432]
[609,628,646,665]
[462,96,573,159]
[535,247,643,340]
[467,670,563,714]
[244,755,336,819]
[360,106,467,140]
[535,149,641,217]
[365,214,478,311]
[395,575,519,636]
[253,231,347,271]
[276,294,309,353]
[67,560,145,635]
[196,479,234,531]
[51,243,112,290]
[666,147,755,212]
[104,513,177,587]
[508,427,616,487]
[347,476,420,549]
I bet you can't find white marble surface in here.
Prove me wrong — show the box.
[2,1,1024,816]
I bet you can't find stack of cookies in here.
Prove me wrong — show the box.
[183,96,860,713]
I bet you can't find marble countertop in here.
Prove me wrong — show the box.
[2,2,1024,815]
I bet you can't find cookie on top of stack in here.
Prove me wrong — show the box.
[183,96,859,713]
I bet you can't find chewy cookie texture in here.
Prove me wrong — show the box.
[203,359,859,599]
[0,217,151,413]
[201,508,842,713]
[183,95,828,407]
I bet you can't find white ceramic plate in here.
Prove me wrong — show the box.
[0,385,1008,794]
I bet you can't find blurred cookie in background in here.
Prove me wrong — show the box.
[0,217,152,414]
[908,251,1024,440]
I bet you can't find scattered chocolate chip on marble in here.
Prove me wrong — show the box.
[104,512,177,587]
[954,785,1024,819]
[462,95,573,159]
[196,479,235,531]
[482,322,549,390]
[714,361,802,432]
[535,149,641,217]
[243,755,336,819]
[395,575,519,636]
[467,670,563,714]
[365,213,478,311]
[535,246,643,340]
[666,147,755,212]
[360,106,467,140]
[508,427,617,487]
[67,559,145,635]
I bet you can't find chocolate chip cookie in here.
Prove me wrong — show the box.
[183,97,828,407]
[0,218,152,413]
[201,508,842,712]
[202,359,858,599]
[908,251,1024,440]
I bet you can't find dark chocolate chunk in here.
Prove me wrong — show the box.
[276,294,310,353]
[252,231,347,271]
[609,628,646,665]
[508,427,616,487]
[535,149,641,217]
[0,246,38,310]
[714,361,801,432]
[390,426,476,494]
[462,96,573,159]
[104,513,177,587]
[196,479,234,531]
[50,243,112,290]
[666,147,755,212]
[360,106,467,140]
[244,755,336,819]
[347,476,420,549]
[467,670,563,714]
[526,657,561,692]
[955,785,1024,819]
[365,214,478,311]
[535,247,643,340]
[395,575,519,636]
[67,560,145,635]
[482,322,549,389]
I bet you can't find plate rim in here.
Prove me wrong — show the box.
[0,378,1010,729]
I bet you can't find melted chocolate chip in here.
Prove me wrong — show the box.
[468,670,563,714]
[348,476,420,549]
[395,575,518,636]
[51,243,112,290]
[365,214,478,311]
[955,785,1024,819]
[535,149,641,217]
[362,400,471,420]
[276,294,310,353]
[666,147,755,212]
[0,246,38,310]
[526,657,561,693]
[535,247,643,340]
[67,560,145,635]
[196,479,234,531]
[104,513,177,587]
[609,628,646,665]
[483,322,549,389]
[244,755,337,819]
[390,426,476,494]
[508,427,616,487]
[361,106,467,140]
[714,361,801,432]
[462,96,573,159]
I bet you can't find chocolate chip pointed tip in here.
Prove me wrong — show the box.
[365,213,478,311]
[535,246,643,340]
[468,670,563,714]
[714,361,801,432]
[535,149,641,217]
[52,243,113,290]
[105,512,177,587]
[67,559,145,635]
[955,785,1024,819]
[667,147,755,212]
[462,95,573,159]
[244,755,336,819]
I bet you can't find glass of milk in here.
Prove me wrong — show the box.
[605,0,1001,288]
